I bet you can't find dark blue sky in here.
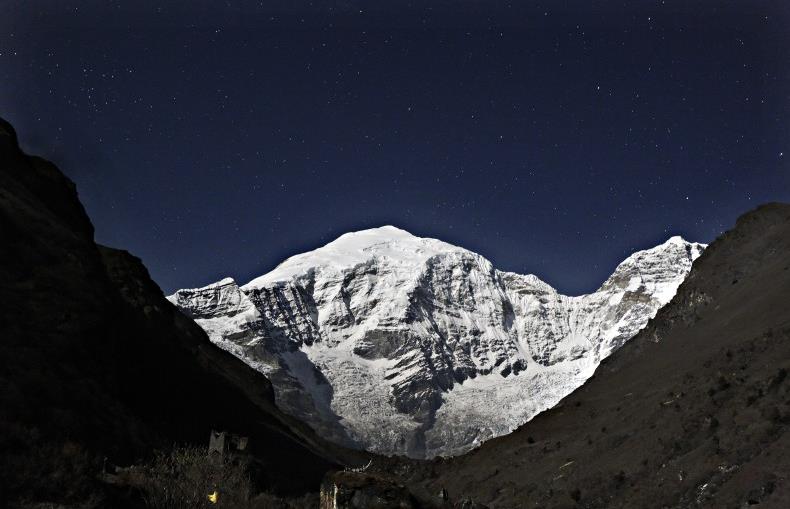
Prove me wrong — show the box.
[2,1,788,295]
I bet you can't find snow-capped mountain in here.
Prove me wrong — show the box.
[168,226,705,458]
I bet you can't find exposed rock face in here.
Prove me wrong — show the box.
[171,226,704,458]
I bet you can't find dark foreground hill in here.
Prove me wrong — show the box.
[0,118,367,507]
[395,203,790,507]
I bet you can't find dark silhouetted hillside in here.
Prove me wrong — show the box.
[0,117,365,507]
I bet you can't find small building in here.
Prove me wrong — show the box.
[209,430,249,461]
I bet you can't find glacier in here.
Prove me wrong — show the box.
[168,226,705,458]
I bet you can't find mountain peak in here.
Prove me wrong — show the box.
[198,276,237,290]
[621,235,705,261]
[174,227,705,457]
[665,234,688,244]
[328,224,418,246]
[243,225,463,289]
[363,224,412,235]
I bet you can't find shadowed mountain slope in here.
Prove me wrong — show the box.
[398,202,790,508]
[0,117,365,507]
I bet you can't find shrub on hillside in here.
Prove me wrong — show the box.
[136,446,251,509]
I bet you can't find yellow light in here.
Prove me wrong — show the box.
[208,491,218,504]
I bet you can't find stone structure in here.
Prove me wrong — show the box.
[208,430,249,461]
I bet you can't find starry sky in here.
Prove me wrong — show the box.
[2,1,788,295]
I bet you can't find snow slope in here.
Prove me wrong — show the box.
[169,226,705,458]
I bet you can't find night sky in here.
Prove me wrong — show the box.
[3,1,788,295]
